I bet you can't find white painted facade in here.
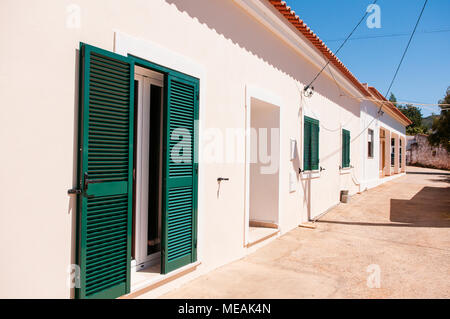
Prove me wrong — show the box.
[0,0,409,298]
[359,99,408,191]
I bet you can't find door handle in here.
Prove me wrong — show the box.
[217,177,229,182]
[84,172,111,190]
[82,172,110,198]
[69,173,113,196]
[67,188,82,195]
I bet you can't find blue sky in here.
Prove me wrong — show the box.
[287,0,450,117]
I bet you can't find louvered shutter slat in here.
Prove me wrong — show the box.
[342,129,350,168]
[76,44,134,299]
[311,122,319,170]
[162,75,199,274]
[303,120,312,171]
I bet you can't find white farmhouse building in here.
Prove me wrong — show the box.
[0,0,411,298]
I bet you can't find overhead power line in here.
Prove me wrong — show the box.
[324,27,450,42]
[383,0,428,99]
[304,0,379,92]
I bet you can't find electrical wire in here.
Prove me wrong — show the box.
[324,27,450,43]
[316,59,446,114]
[301,0,439,116]
[298,0,437,155]
[304,0,379,92]
[383,0,428,99]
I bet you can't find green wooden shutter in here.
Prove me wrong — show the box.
[304,116,319,171]
[162,73,199,274]
[342,129,350,168]
[76,43,134,299]
[303,119,312,171]
[311,121,320,170]
[347,130,351,167]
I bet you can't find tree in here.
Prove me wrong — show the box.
[389,93,398,107]
[428,86,450,152]
[389,92,427,135]
[397,104,427,135]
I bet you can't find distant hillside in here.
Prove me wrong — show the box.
[422,115,440,130]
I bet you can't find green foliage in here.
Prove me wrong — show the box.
[396,103,428,135]
[406,125,428,135]
[389,93,398,106]
[422,114,439,130]
[428,86,450,152]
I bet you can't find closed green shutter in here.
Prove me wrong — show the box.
[304,116,319,171]
[311,121,320,170]
[162,73,199,274]
[342,129,350,168]
[76,43,134,299]
[303,120,312,171]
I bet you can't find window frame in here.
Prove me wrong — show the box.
[303,116,320,172]
[341,129,351,169]
[367,129,374,158]
[391,138,395,167]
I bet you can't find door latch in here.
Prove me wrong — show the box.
[67,188,82,195]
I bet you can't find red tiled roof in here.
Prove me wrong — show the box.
[268,0,371,97]
[268,0,412,126]
[368,87,413,125]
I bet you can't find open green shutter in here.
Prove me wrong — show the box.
[162,73,199,274]
[76,43,134,299]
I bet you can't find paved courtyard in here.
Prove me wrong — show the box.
[155,166,450,298]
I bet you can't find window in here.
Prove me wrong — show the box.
[75,43,199,299]
[368,129,374,158]
[303,116,319,171]
[342,129,350,168]
[399,139,402,168]
[391,138,395,167]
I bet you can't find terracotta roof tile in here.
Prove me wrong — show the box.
[268,0,370,96]
[368,87,413,125]
[268,0,412,125]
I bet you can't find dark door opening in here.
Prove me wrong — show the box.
[132,67,164,272]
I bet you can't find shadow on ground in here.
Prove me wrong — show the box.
[319,170,450,228]
[406,171,450,176]
[390,186,450,228]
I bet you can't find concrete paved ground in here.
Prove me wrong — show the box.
[157,166,450,298]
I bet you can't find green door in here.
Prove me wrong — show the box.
[162,73,199,274]
[76,43,134,299]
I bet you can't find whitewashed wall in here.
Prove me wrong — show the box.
[0,0,397,298]
[359,100,406,190]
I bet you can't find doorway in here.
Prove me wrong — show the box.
[75,43,200,298]
[133,66,164,272]
[247,98,280,245]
